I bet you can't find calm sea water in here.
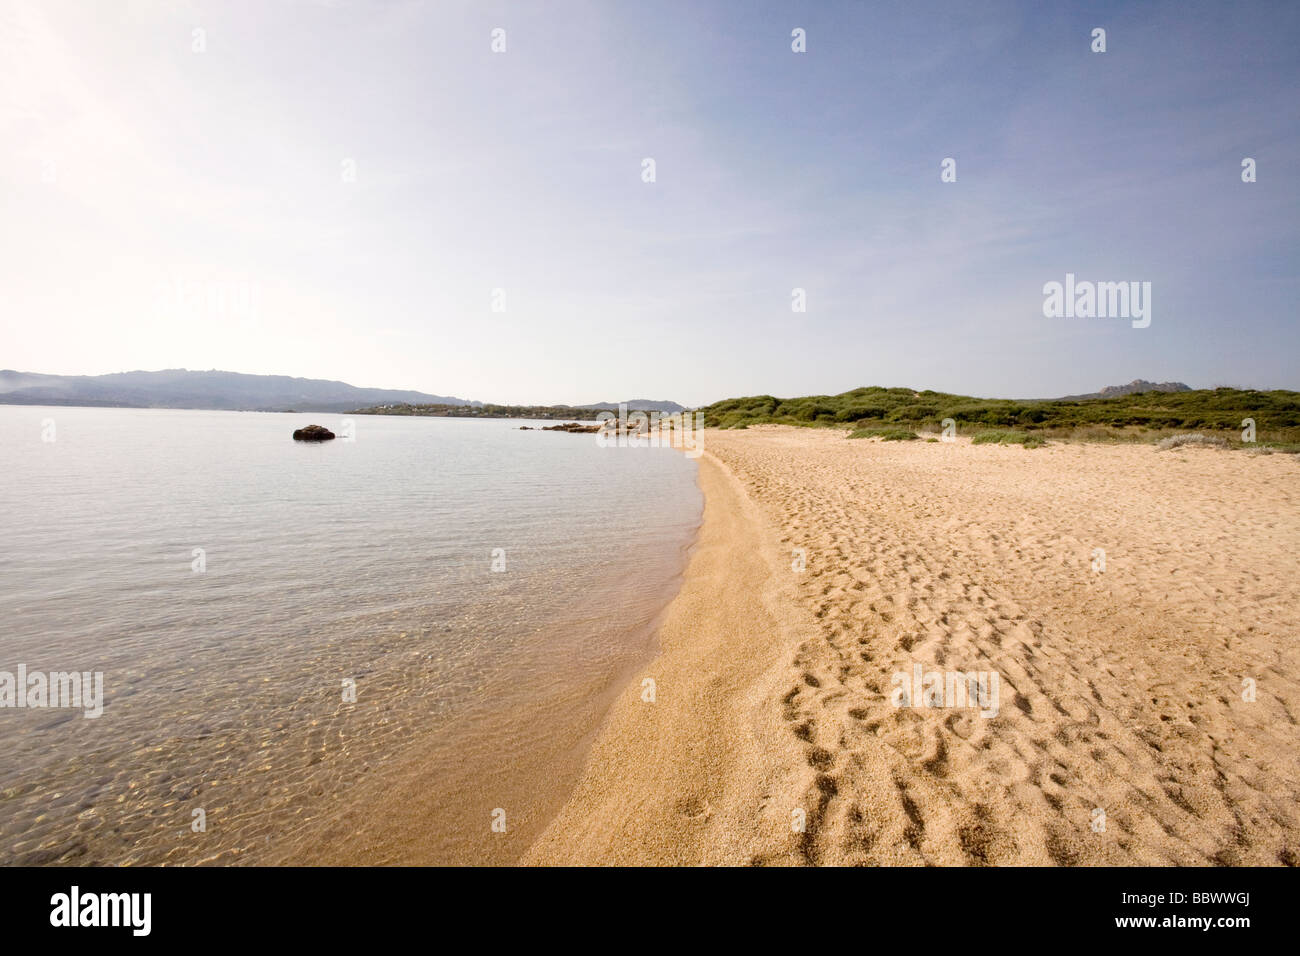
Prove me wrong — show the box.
[0,406,701,864]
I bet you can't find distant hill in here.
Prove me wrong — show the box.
[577,399,686,413]
[1059,380,1192,401]
[355,398,690,420]
[355,402,616,420]
[0,369,479,413]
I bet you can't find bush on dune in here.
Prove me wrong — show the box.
[848,427,918,441]
[1156,433,1230,450]
[971,430,1046,448]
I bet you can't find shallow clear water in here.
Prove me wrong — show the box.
[0,406,701,864]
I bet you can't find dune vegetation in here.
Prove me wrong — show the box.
[698,386,1300,446]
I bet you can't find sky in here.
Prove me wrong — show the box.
[1,0,1297,406]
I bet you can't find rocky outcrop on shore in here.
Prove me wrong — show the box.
[545,422,600,433]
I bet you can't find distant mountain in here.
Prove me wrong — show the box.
[577,399,686,413]
[0,369,480,412]
[1060,380,1192,401]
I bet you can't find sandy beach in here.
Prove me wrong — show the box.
[527,427,1300,865]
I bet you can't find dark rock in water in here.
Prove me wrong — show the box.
[292,424,336,441]
[541,422,600,433]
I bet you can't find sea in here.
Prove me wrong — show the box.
[0,406,701,864]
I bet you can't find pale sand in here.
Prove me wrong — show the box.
[526,427,1300,865]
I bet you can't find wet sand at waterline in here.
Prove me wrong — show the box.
[527,427,1300,865]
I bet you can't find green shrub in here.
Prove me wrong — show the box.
[971,430,1045,448]
[1156,433,1229,450]
[834,405,888,422]
[848,427,918,441]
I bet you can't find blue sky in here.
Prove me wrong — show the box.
[2,0,1297,405]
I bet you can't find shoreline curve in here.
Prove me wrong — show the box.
[522,450,811,865]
